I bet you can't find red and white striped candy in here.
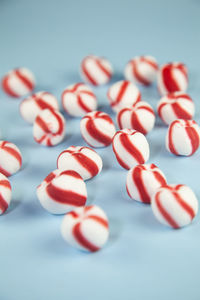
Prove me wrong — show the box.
[57,146,103,181]
[151,184,198,228]
[157,92,195,125]
[33,108,66,146]
[112,129,150,170]
[117,101,155,135]
[61,83,97,117]
[124,55,158,86]
[80,111,116,148]
[0,141,22,177]
[2,68,35,98]
[157,63,188,96]
[166,119,200,156]
[80,55,113,86]
[20,91,59,124]
[61,205,109,252]
[37,169,87,214]
[107,80,141,113]
[0,173,12,215]
[126,164,167,204]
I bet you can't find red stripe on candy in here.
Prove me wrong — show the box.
[15,69,34,91]
[85,118,112,146]
[185,126,200,155]
[2,75,20,97]
[111,81,129,107]
[155,192,179,228]
[0,194,8,214]
[77,94,91,113]
[73,222,99,252]
[94,58,111,78]
[81,59,98,85]
[162,64,180,93]
[168,121,179,155]
[132,60,151,86]
[46,183,86,206]
[87,215,108,228]
[73,152,99,177]
[133,166,151,203]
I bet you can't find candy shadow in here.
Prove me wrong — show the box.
[108,217,123,247]
[138,209,169,232]
[4,199,21,215]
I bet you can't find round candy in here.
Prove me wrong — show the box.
[57,146,103,181]
[0,141,22,177]
[151,184,198,229]
[80,55,113,86]
[80,111,116,148]
[0,173,12,215]
[61,205,109,252]
[37,169,87,214]
[126,164,166,204]
[2,67,35,98]
[124,55,158,85]
[112,129,150,170]
[166,119,200,156]
[107,80,141,113]
[157,92,195,125]
[157,62,188,95]
[20,91,59,124]
[61,83,97,117]
[33,108,66,146]
[117,101,155,135]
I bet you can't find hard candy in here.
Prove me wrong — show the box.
[0,141,22,176]
[80,111,116,148]
[61,205,109,252]
[37,169,87,214]
[0,173,12,215]
[107,80,141,112]
[57,146,103,180]
[151,184,198,228]
[112,129,150,170]
[166,119,200,156]
[33,108,66,146]
[62,83,97,117]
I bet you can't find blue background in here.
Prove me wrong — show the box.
[0,0,200,299]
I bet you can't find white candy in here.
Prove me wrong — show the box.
[124,55,158,85]
[157,92,195,125]
[166,119,200,156]
[126,164,166,204]
[0,173,12,215]
[37,169,87,215]
[20,91,59,124]
[80,111,116,148]
[61,205,109,252]
[33,108,66,146]
[151,184,198,228]
[2,67,35,98]
[80,55,113,86]
[0,141,22,177]
[107,80,141,113]
[157,62,188,96]
[112,129,150,170]
[61,83,97,117]
[117,101,155,135]
[57,146,103,181]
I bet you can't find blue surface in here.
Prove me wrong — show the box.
[0,1,200,299]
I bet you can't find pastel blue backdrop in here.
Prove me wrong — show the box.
[0,0,200,299]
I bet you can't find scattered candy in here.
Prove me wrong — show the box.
[157,62,188,95]
[2,67,35,98]
[57,146,103,181]
[61,205,109,252]
[37,169,87,214]
[33,108,66,146]
[80,111,116,148]
[117,101,155,135]
[62,83,97,117]
[80,55,113,86]
[151,184,198,228]
[126,164,166,204]
[124,55,158,85]
[20,91,59,124]
[157,92,195,125]
[0,141,22,176]
[166,119,200,156]
[0,173,12,215]
[107,80,141,113]
[112,129,150,170]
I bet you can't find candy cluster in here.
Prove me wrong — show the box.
[1,54,199,252]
